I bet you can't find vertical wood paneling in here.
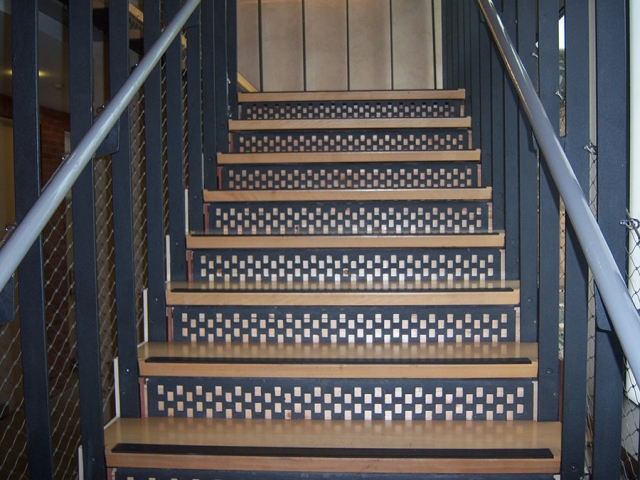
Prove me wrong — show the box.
[305,0,348,91]
[237,0,260,90]
[348,0,392,90]
[237,0,443,91]
[392,0,434,89]
[262,0,304,91]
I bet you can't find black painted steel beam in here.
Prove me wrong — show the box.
[11,0,54,476]
[109,0,140,418]
[69,0,107,477]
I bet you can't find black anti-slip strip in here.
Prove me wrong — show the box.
[145,357,532,366]
[170,287,516,293]
[112,443,554,460]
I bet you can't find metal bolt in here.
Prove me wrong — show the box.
[583,142,597,156]
[546,368,553,375]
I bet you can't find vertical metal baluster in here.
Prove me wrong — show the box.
[11,0,54,475]
[69,0,107,476]
[537,0,561,423]
[110,0,140,418]
[561,0,590,475]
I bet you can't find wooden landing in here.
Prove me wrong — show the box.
[165,280,520,307]
[138,342,538,379]
[203,187,492,203]
[229,118,471,132]
[105,417,561,474]
[186,233,505,249]
[238,89,467,103]
[217,150,482,165]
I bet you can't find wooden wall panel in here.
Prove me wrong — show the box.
[236,0,443,91]
[305,0,349,91]
[392,0,435,89]
[261,0,304,91]
[348,0,392,90]
[237,0,261,90]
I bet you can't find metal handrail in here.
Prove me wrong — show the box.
[477,0,640,380]
[0,0,201,293]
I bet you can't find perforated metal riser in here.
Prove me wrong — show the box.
[190,248,503,283]
[170,306,518,344]
[206,201,492,235]
[115,469,556,480]
[144,378,534,421]
[239,100,464,120]
[221,162,481,190]
[232,130,472,153]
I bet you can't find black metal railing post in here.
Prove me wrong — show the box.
[516,0,539,343]
[166,0,188,282]
[478,1,493,189]
[202,0,218,191]
[110,0,141,418]
[502,0,520,281]
[144,0,168,342]
[11,0,54,476]
[227,0,239,120]
[537,0,561,423]
[69,0,107,476]
[214,0,231,154]
[592,0,627,476]
[186,6,205,232]
[561,0,591,475]
[489,0,506,232]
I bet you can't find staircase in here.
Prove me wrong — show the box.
[103,89,561,479]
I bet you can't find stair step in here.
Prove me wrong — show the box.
[219,161,482,190]
[165,280,520,307]
[204,188,492,203]
[232,129,472,153]
[139,342,537,379]
[206,200,493,236]
[238,89,467,103]
[187,233,505,249]
[218,150,482,164]
[230,118,472,132]
[104,418,560,474]
[170,304,519,344]
[238,98,465,121]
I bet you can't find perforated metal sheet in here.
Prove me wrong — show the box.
[144,377,534,421]
[239,100,464,120]
[206,201,492,235]
[170,305,518,344]
[221,162,480,190]
[190,248,504,283]
[232,130,472,153]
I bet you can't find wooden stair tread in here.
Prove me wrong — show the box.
[105,417,560,474]
[229,118,471,131]
[165,280,520,306]
[204,188,492,203]
[238,89,467,103]
[218,150,482,165]
[187,233,505,249]
[138,342,538,378]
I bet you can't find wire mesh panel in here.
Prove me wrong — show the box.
[0,277,27,479]
[622,216,640,480]
[131,88,149,341]
[94,155,118,422]
[584,151,598,476]
[42,198,81,479]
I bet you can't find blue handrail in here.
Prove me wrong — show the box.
[478,0,640,380]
